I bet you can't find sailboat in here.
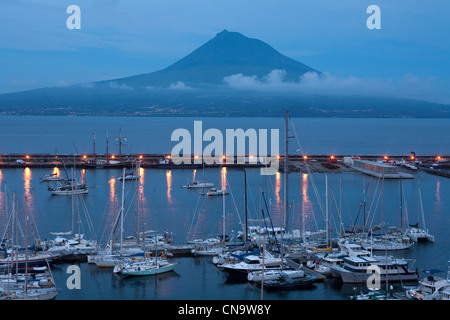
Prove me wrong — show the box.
[92,168,145,267]
[206,188,228,196]
[113,188,178,277]
[182,180,214,189]
[113,231,178,277]
[39,172,65,182]
[48,167,88,195]
[117,163,141,181]
[44,169,97,262]
[358,174,414,251]
[405,180,434,242]
[0,193,59,300]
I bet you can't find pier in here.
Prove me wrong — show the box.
[0,153,448,177]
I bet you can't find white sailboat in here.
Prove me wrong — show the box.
[0,193,59,300]
[113,255,177,276]
[39,172,65,182]
[44,169,98,262]
[405,181,434,242]
[206,188,228,196]
[93,168,145,267]
[113,220,178,277]
[182,180,214,189]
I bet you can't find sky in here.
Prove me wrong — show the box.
[1,0,449,104]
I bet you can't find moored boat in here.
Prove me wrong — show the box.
[331,255,419,284]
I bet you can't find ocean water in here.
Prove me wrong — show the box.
[0,116,448,156]
[0,116,449,301]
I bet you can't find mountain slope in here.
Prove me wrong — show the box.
[101,29,318,88]
[0,30,448,117]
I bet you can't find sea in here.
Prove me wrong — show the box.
[0,116,449,303]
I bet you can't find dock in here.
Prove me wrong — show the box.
[0,153,447,177]
[285,258,327,281]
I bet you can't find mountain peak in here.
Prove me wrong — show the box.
[103,30,319,88]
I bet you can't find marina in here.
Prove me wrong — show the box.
[0,116,449,301]
[0,158,449,300]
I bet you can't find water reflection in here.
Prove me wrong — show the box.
[221,167,227,190]
[436,180,440,202]
[108,177,118,231]
[23,167,32,204]
[166,170,172,201]
[275,172,281,203]
[139,167,145,186]
[0,170,4,225]
[52,167,60,177]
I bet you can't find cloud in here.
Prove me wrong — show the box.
[168,81,193,90]
[108,81,133,90]
[223,70,450,104]
[81,82,95,88]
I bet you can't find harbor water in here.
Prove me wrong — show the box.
[0,116,449,300]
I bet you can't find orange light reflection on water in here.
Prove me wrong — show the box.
[166,170,172,201]
[52,167,60,177]
[275,172,281,203]
[221,167,227,190]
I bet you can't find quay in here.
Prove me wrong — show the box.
[0,153,448,177]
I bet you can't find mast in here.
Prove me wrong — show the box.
[93,131,96,162]
[301,174,306,244]
[120,167,125,251]
[283,110,289,231]
[106,130,109,163]
[24,195,29,300]
[71,168,75,238]
[325,175,329,247]
[418,179,426,230]
[222,170,226,243]
[116,129,128,161]
[400,178,403,229]
[244,169,248,245]
[363,180,366,228]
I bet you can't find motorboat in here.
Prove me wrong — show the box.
[262,270,316,290]
[330,255,419,284]
[39,173,65,182]
[221,252,286,279]
[48,181,88,195]
[406,275,450,300]
[182,181,214,189]
[206,188,228,196]
[113,257,178,276]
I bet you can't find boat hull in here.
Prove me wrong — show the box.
[120,263,178,276]
[333,267,419,284]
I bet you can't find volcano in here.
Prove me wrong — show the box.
[99,29,318,89]
[0,30,447,117]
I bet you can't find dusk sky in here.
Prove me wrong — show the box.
[1,0,449,103]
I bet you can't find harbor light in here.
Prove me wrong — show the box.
[111,155,115,159]
[436,156,442,161]
[384,155,388,160]
[303,155,308,160]
[83,155,87,159]
[139,155,143,159]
